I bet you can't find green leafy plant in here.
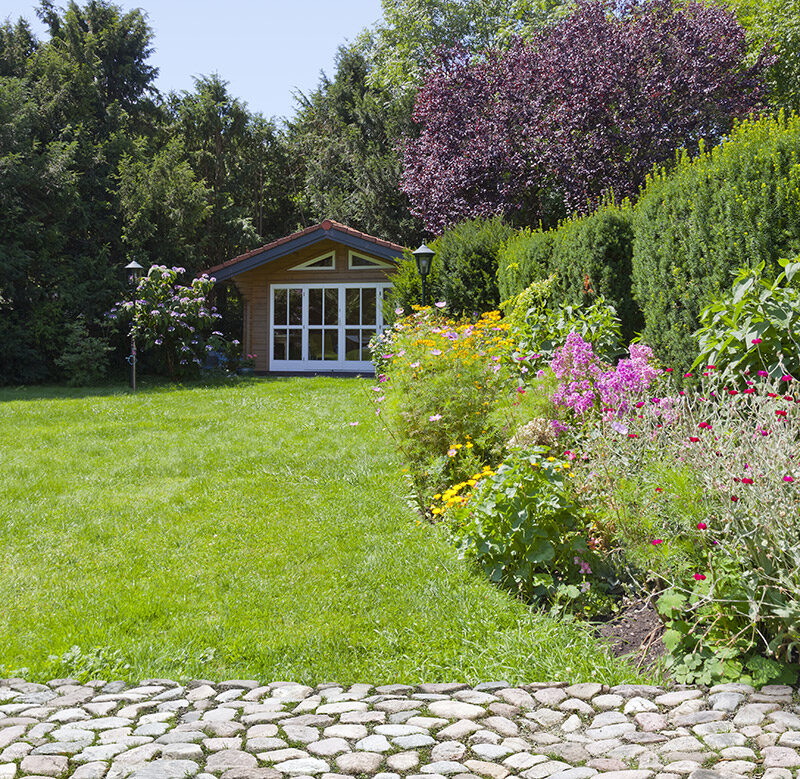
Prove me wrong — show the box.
[692,257,800,383]
[450,447,615,612]
[54,316,111,386]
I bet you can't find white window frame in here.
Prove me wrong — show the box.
[348,250,394,270]
[270,282,392,371]
[288,251,336,271]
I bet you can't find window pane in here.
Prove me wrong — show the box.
[288,329,302,360]
[324,288,338,326]
[345,288,360,325]
[273,288,287,325]
[308,288,323,326]
[308,329,323,360]
[362,288,376,326]
[273,329,287,361]
[324,329,339,360]
[289,288,303,325]
[344,329,360,361]
[307,254,333,268]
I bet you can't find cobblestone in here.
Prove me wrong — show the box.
[0,680,799,777]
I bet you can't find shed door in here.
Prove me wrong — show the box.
[270,283,390,371]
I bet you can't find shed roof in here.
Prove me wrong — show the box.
[206,220,406,282]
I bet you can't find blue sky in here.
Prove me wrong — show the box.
[4,0,384,121]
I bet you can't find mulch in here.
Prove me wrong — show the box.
[594,597,667,675]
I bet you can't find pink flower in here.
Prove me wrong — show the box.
[651,539,663,545]
[783,475,795,483]
[697,522,707,530]
[349,421,360,426]
[434,301,446,309]
[429,414,442,422]
[781,374,794,382]
[758,370,768,377]
[694,573,706,581]
[752,338,763,344]
[430,349,442,356]
[410,361,420,368]
[395,307,404,315]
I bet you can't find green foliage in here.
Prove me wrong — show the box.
[288,45,422,247]
[361,0,568,98]
[497,229,554,301]
[548,201,639,341]
[692,259,800,383]
[451,448,614,612]
[433,216,516,314]
[631,113,800,373]
[726,0,800,114]
[383,251,445,313]
[54,317,111,386]
[505,280,624,370]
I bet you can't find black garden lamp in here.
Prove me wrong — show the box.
[124,260,144,392]
[412,243,435,307]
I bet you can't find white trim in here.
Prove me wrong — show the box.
[348,250,394,270]
[270,282,391,372]
[288,251,335,271]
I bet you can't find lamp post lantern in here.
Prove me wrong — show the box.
[124,260,144,392]
[412,243,435,307]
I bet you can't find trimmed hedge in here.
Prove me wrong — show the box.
[497,230,554,302]
[433,216,516,314]
[631,113,800,372]
[497,201,640,341]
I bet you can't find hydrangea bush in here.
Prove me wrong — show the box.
[110,265,221,378]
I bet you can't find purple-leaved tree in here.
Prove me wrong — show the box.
[401,0,771,233]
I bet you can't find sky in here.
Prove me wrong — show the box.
[3,0,385,122]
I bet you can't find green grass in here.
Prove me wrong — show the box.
[0,377,645,685]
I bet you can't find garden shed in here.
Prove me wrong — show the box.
[207,220,404,373]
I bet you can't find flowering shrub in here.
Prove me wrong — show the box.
[375,306,517,510]
[110,266,220,378]
[581,370,800,683]
[449,447,616,613]
[693,258,800,385]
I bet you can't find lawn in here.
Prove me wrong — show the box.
[0,377,644,685]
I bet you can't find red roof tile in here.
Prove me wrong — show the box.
[204,219,406,277]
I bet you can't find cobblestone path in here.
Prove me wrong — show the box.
[1,678,799,779]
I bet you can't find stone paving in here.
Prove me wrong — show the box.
[2,678,800,779]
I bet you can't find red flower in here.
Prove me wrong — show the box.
[776,410,788,417]
[684,372,693,378]
[707,365,716,370]
[728,390,739,396]
[699,422,712,429]
[689,436,700,443]
[744,388,755,394]
[742,477,754,484]
[752,338,763,344]
[655,487,663,493]
[665,368,674,373]
[694,573,706,581]
[768,392,779,398]
[731,495,739,502]
[628,433,639,438]
[697,522,707,530]
[782,375,794,382]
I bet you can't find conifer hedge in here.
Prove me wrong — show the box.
[631,113,800,371]
[496,202,640,340]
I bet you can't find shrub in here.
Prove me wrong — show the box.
[431,216,516,315]
[632,112,800,373]
[509,294,625,375]
[383,251,444,314]
[110,266,220,378]
[692,257,800,384]
[449,447,615,614]
[580,370,800,684]
[376,307,516,510]
[549,201,640,341]
[497,230,554,302]
[54,317,111,386]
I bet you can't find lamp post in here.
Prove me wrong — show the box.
[124,260,144,392]
[412,243,435,307]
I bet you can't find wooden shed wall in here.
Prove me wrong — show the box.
[231,239,395,372]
